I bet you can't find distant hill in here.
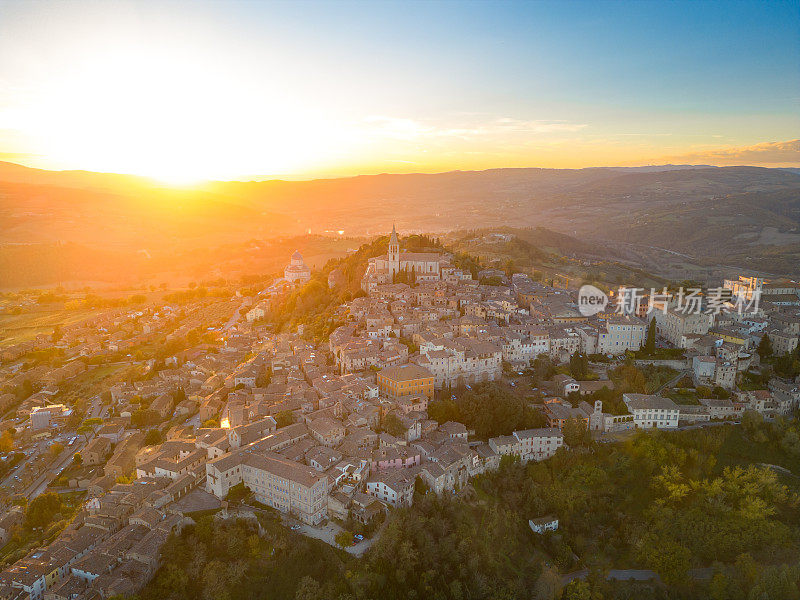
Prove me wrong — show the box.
[1,161,799,281]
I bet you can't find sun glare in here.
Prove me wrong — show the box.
[5,41,352,182]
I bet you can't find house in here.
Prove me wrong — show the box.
[366,469,415,507]
[0,507,23,546]
[227,417,277,449]
[83,437,112,466]
[529,515,559,534]
[149,394,174,420]
[206,449,329,525]
[544,400,592,429]
[552,374,580,396]
[308,417,346,448]
[439,421,468,441]
[96,423,125,444]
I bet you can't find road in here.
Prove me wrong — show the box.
[2,394,102,504]
[23,433,93,499]
[223,300,248,331]
[283,508,389,557]
[562,566,712,586]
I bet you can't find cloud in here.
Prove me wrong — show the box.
[360,115,586,141]
[661,139,800,167]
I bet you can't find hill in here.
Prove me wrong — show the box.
[1,161,799,282]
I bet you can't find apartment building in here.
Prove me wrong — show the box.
[206,450,328,524]
[241,453,328,525]
[377,364,435,399]
[414,338,502,388]
[622,394,680,429]
[488,428,564,462]
[656,308,712,348]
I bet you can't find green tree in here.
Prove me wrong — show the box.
[225,482,251,504]
[742,410,765,439]
[73,452,83,465]
[275,410,295,428]
[569,352,589,380]
[645,317,657,354]
[641,536,690,585]
[748,565,800,600]
[561,579,591,600]
[25,492,62,529]
[562,417,590,447]
[334,529,353,549]
[49,442,64,457]
[757,334,773,360]
[382,413,406,438]
[0,429,13,452]
[144,429,163,446]
[295,576,323,600]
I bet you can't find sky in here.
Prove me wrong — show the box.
[0,0,797,183]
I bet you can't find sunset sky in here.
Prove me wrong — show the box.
[0,0,798,183]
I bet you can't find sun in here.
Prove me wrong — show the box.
[7,40,350,182]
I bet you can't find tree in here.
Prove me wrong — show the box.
[748,565,800,600]
[172,387,187,405]
[382,413,406,438]
[82,417,103,429]
[742,410,765,439]
[144,429,163,446]
[275,410,294,428]
[24,492,62,529]
[295,576,323,600]
[256,367,271,388]
[757,334,773,360]
[16,379,33,400]
[73,452,83,465]
[77,425,93,442]
[641,536,690,585]
[0,429,13,452]
[533,566,559,600]
[335,529,353,549]
[569,352,589,380]
[49,442,64,457]
[645,317,657,354]
[561,579,591,600]
[562,417,590,447]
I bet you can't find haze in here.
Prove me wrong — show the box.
[0,0,798,183]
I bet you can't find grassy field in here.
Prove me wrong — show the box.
[0,306,102,348]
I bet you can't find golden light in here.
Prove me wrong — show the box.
[220,418,230,429]
[2,39,354,183]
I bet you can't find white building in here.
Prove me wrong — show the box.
[415,338,502,388]
[622,393,680,429]
[284,250,311,284]
[488,428,564,462]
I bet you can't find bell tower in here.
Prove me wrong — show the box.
[389,223,400,276]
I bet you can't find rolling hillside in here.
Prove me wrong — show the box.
[1,161,799,284]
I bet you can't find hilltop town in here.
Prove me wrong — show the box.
[0,228,799,600]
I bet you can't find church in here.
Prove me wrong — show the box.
[361,225,447,291]
[284,250,311,284]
